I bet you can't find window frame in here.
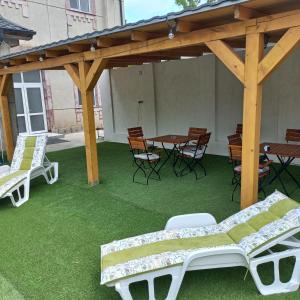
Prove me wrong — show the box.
[69,0,91,13]
[76,88,98,107]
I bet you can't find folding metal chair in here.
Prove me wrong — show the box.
[188,127,207,144]
[128,127,156,150]
[175,133,211,180]
[128,137,161,185]
[228,144,272,201]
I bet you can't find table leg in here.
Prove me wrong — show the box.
[281,157,300,188]
[157,142,174,172]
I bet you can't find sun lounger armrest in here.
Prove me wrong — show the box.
[165,213,217,230]
[0,165,11,175]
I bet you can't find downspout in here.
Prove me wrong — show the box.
[119,0,124,25]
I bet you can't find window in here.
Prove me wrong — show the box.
[70,0,90,12]
[77,89,97,107]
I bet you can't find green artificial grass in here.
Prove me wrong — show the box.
[0,142,300,299]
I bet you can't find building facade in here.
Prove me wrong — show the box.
[0,0,123,135]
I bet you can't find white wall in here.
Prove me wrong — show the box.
[102,46,300,157]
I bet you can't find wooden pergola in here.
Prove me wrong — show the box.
[0,0,300,209]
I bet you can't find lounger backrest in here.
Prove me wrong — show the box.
[220,191,300,255]
[10,135,47,172]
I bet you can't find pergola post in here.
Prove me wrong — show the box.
[65,59,107,185]
[241,32,264,209]
[0,74,14,161]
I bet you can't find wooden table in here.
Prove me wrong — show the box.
[261,142,300,195]
[148,135,191,174]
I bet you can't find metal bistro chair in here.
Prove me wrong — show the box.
[175,133,211,180]
[128,127,156,150]
[188,127,207,143]
[228,144,272,202]
[128,137,161,185]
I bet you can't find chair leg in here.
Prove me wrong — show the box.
[250,248,300,296]
[133,161,146,183]
[9,178,30,208]
[146,161,161,185]
[43,162,59,184]
[232,182,240,202]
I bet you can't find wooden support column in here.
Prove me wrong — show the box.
[64,59,107,185]
[0,74,14,161]
[240,32,264,209]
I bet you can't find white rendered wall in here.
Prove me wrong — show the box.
[103,46,300,158]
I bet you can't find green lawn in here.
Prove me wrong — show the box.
[0,142,299,300]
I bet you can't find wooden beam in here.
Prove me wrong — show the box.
[206,40,245,84]
[86,58,107,91]
[78,61,100,185]
[0,52,84,75]
[254,9,300,34]
[234,5,266,20]
[2,9,300,75]
[241,32,264,209]
[26,55,39,62]
[10,59,26,66]
[0,75,14,161]
[258,26,300,84]
[64,64,81,89]
[67,44,87,53]
[85,21,248,61]
[97,37,121,48]
[176,20,194,33]
[45,50,66,58]
[131,31,152,42]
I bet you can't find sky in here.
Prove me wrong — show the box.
[124,0,181,23]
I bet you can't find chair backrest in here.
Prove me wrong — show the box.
[128,127,144,138]
[11,135,47,172]
[286,129,300,143]
[228,133,242,145]
[188,127,207,140]
[236,124,243,135]
[228,144,242,163]
[128,137,148,152]
[197,132,211,147]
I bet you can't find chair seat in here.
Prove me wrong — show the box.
[134,153,159,161]
[234,165,270,174]
[182,149,204,159]
[0,170,27,198]
[101,192,300,285]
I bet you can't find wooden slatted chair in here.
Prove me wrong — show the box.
[286,129,300,143]
[236,123,243,135]
[228,144,272,201]
[188,127,207,141]
[128,127,156,150]
[227,133,242,146]
[175,133,211,180]
[128,137,160,185]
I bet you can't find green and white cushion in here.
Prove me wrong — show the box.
[100,191,300,285]
[0,135,47,198]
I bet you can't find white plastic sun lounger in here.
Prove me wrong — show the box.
[100,191,300,299]
[0,134,58,207]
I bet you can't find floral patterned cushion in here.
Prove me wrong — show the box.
[0,170,28,197]
[100,191,300,285]
[10,135,47,172]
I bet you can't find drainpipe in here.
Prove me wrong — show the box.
[119,0,124,25]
